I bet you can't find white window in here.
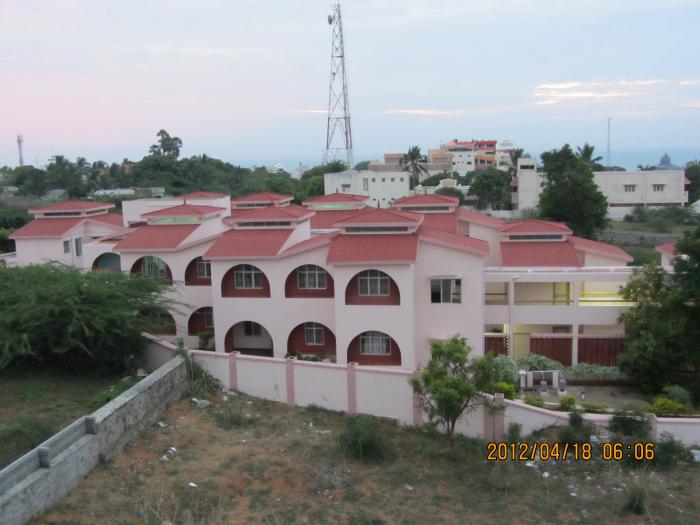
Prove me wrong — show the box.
[341,184,351,192]
[142,256,167,278]
[244,321,261,336]
[234,264,262,289]
[297,265,327,289]
[362,178,369,191]
[358,270,390,296]
[360,331,391,355]
[381,178,386,182]
[653,184,665,192]
[202,308,213,327]
[196,260,211,278]
[304,322,324,345]
[63,240,70,254]
[624,184,636,193]
[430,279,461,304]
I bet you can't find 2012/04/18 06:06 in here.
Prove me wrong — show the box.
[486,442,655,462]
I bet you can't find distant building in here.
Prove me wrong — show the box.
[324,170,410,208]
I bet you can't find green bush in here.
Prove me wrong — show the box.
[198,330,214,350]
[580,401,609,414]
[609,406,651,439]
[505,422,522,443]
[524,396,545,408]
[213,404,249,430]
[176,346,222,399]
[558,396,577,412]
[654,432,693,469]
[492,355,519,385]
[650,396,687,416]
[568,412,584,428]
[339,415,388,462]
[517,354,565,372]
[624,481,648,515]
[559,412,594,444]
[662,385,692,407]
[566,363,624,380]
[494,381,516,400]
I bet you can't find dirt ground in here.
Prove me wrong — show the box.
[33,393,700,525]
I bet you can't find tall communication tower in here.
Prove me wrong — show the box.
[17,134,24,167]
[323,3,353,167]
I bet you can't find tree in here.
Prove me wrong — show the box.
[46,156,86,198]
[401,146,429,189]
[353,160,370,170]
[538,144,608,238]
[409,336,483,444]
[149,129,183,159]
[637,164,656,171]
[435,187,465,204]
[685,160,700,204]
[0,264,172,374]
[467,167,511,210]
[576,143,604,170]
[508,148,525,173]
[619,226,700,392]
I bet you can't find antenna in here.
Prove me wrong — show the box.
[17,134,24,167]
[323,3,353,167]
[606,117,611,169]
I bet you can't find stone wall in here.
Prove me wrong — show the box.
[599,230,680,246]
[0,355,186,525]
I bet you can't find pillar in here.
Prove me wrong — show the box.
[571,324,579,367]
[228,351,240,390]
[347,362,357,414]
[285,356,295,406]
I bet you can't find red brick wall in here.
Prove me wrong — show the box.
[287,324,336,355]
[221,266,270,297]
[184,257,212,286]
[530,337,572,366]
[285,268,334,298]
[347,334,401,366]
[579,338,625,366]
[485,335,508,356]
[345,274,400,305]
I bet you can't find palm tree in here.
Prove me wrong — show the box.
[508,148,525,173]
[401,146,429,188]
[576,143,603,169]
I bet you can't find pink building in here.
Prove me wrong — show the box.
[5,192,635,369]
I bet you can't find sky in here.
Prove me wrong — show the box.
[1,0,699,170]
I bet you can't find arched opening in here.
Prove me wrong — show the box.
[185,256,211,286]
[92,252,121,272]
[224,321,273,357]
[187,307,214,336]
[131,256,172,282]
[142,308,177,336]
[285,264,334,298]
[348,330,401,366]
[221,264,270,297]
[345,269,400,305]
[287,322,336,360]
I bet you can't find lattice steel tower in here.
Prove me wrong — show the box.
[324,3,353,167]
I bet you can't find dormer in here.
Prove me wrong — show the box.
[500,219,572,242]
[333,207,423,234]
[29,200,114,219]
[392,193,459,213]
[142,204,227,225]
[302,192,369,211]
[230,192,294,209]
[226,204,313,229]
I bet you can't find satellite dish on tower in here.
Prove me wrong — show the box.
[328,14,334,25]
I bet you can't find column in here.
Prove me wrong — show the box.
[571,323,579,367]
[507,280,515,358]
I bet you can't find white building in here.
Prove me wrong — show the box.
[324,170,410,208]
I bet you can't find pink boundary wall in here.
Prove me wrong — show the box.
[143,335,700,446]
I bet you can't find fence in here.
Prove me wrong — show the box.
[484,334,508,355]
[0,353,187,525]
[578,336,625,365]
[530,333,573,366]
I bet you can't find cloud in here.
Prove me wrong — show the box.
[380,109,469,116]
[682,100,700,108]
[680,80,700,86]
[291,109,327,114]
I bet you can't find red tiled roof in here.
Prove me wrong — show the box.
[29,200,113,214]
[569,236,633,263]
[279,232,338,257]
[500,219,572,235]
[310,208,366,229]
[142,204,225,218]
[327,234,418,264]
[420,211,459,233]
[113,224,199,251]
[501,241,581,267]
[418,227,489,255]
[392,194,459,206]
[204,229,294,259]
[91,213,124,227]
[228,204,312,223]
[457,208,503,228]
[302,192,369,206]
[11,217,84,238]
[230,192,293,204]
[183,191,228,199]
[655,242,677,258]
[334,207,423,228]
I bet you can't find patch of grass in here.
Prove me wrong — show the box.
[0,416,56,467]
[618,244,661,266]
[623,480,649,515]
[212,403,252,430]
[339,414,389,462]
